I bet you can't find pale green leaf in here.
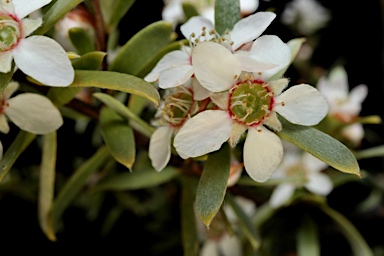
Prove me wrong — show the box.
[90,166,180,192]
[297,215,320,256]
[46,146,110,236]
[214,0,241,35]
[38,132,57,242]
[100,106,135,170]
[33,0,84,35]
[109,21,174,76]
[277,116,360,176]
[107,0,135,32]
[128,94,150,116]
[195,144,231,227]
[70,70,160,106]
[69,27,96,55]
[0,131,36,182]
[354,145,384,160]
[93,92,155,138]
[72,51,106,70]
[320,205,374,256]
[182,2,199,20]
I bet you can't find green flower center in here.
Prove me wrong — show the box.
[229,80,274,126]
[0,15,21,51]
[161,87,194,127]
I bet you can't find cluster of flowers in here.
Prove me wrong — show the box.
[145,11,329,183]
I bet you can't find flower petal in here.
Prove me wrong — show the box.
[305,172,333,195]
[269,183,295,208]
[234,53,277,72]
[13,36,74,86]
[12,0,51,19]
[180,16,214,40]
[149,125,174,172]
[174,110,232,158]
[219,233,243,256]
[193,41,241,92]
[200,240,219,256]
[210,92,229,110]
[249,35,291,80]
[275,84,328,126]
[3,81,19,99]
[263,111,282,131]
[21,18,42,37]
[341,123,364,147]
[317,66,348,101]
[6,93,63,134]
[302,152,328,173]
[0,0,15,15]
[349,84,368,106]
[229,122,247,147]
[158,64,194,89]
[0,50,14,73]
[0,114,10,134]
[191,78,212,100]
[244,126,283,182]
[268,78,289,96]
[230,12,276,50]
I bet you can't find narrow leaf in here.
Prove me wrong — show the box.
[72,51,106,70]
[195,144,231,227]
[181,176,199,256]
[109,21,174,76]
[0,63,14,93]
[33,0,84,35]
[182,2,200,20]
[69,27,96,55]
[100,106,135,170]
[46,146,110,236]
[354,145,384,160]
[128,94,150,116]
[93,92,155,138]
[297,215,320,256]
[70,70,160,106]
[90,166,179,192]
[226,192,260,250]
[214,0,241,35]
[320,205,374,256]
[108,0,135,32]
[277,117,360,176]
[0,131,36,182]
[38,132,57,242]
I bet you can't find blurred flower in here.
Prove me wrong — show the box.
[281,0,331,35]
[269,143,333,208]
[0,81,63,135]
[0,0,75,86]
[174,41,328,182]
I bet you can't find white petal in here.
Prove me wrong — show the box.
[229,122,247,147]
[21,18,42,37]
[12,0,51,19]
[180,16,214,40]
[149,125,174,172]
[210,92,229,110]
[174,110,232,158]
[227,164,243,187]
[240,0,259,14]
[158,65,194,89]
[0,50,14,73]
[234,53,277,72]
[249,35,291,80]
[191,78,212,100]
[6,93,63,134]
[230,12,276,50]
[349,84,368,105]
[269,183,295,208]
[218,233,243,256]
[144,50,190,82]
[244,126,283,182]
[13,36,74,86]
[0,0,15,15]
[305,172,333,195]
[341,123,364,146]
[302,152,327,173]
[162,0,184,24]
[3,81,19,99]
[193,42,241,92]
[268,78,289,96]
[263,111,282,131]
[201,240,219,256]
[275,84,328,126]
[317,66,348,102]
[0,114,10,133]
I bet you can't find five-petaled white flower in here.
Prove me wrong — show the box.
[174,41,329,182]
[0,81,63,135]
[0,0,74,86]
[269,142,333,208]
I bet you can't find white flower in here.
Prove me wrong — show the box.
[269,144,333,208]
[0,0,74,86]
[144,11,276,89]
[0,81,63,134]
[174,41,328,182]
[281,0,331,35]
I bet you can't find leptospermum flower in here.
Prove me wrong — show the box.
[269,144,333,208]
[0,0,74,86]
[0,81,63,135]
[317,66,368,146]
[174,41,329,182]
[144,11,276,89]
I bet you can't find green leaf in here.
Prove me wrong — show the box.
[195,144,231,227]
[33,0,84,35]
[107,0,135,32]
[93,92,155,138]
[182,2,199,20]
[38,132,57,242]
[0,131,36,182]
[72,51,106,70]
[128,94,150,116]
[100,106,135,170]
[90,166,179,192]
[0,63,14,93]
[297,215,320,256]
[69,27,96,55]
[214,0,241,35]
[354,145,384,159]
[226,192,260,250]
[109,21,174,76]
[181,176,199,256]
[70,70,160,106]
[46,146,110,236]
[320,205,374,256]
[277,117,360,176]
